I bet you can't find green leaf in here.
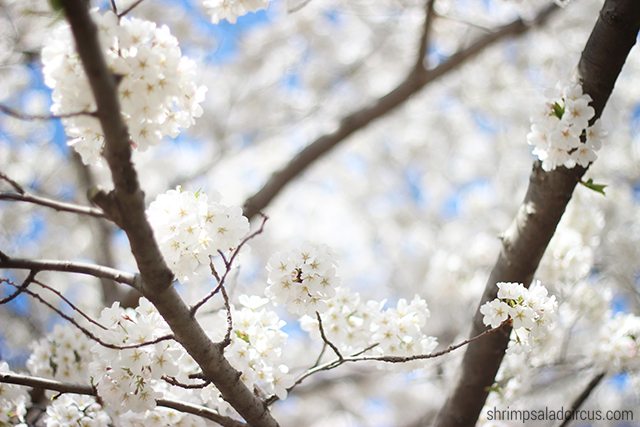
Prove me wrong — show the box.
[579,178,607,196]
[48,0,63,11]
[552,101,565,119]
[235,330,250,344]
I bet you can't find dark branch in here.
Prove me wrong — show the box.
[316,312,343,360]
[0,373,246,427]
[0,103,97,121]
[0,191,106,218]
[0,172,25,193]
[558,373,606,427]
[415,0,436,71]
[0,256,136,286]
[3,279,174,350]
[434,2,640,426]
[117,0,146,18]
[58,2,279,425]
[242,3,559,220]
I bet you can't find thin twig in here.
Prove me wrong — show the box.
[557,373,606,427]
[0,191,106,218]
[311,343,327,369]
[109,0,118,14]
[287,0,313,13]
[415,0,437,71]
[0,171,24,193]
[0,104,97,121]
[3,280,173,351]
[31,278,107,330]
[117,0,145,18]
[316,312,343,360]
[190,214,269,316]
[266,324,507,406]
[0,373,246,427]
[0,256,136,287]
[219,285,233,348]
[162,375,212,390]
[0,272,36,304]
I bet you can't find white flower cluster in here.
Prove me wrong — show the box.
[266,243,339,316]
[0,361,29,427]
[593,313,640,372]
[527,82,605,171]
[302,287,438,357]
[202,0,270,24]
[90,299,183,413]
[44,395,110,427]
[480,282,557,351]
[42,11,206,165]
[27,323,92,383]
[147,187,250,282]
[119,407,206,427]
[204,295,293,401]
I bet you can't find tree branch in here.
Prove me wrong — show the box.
[557,372,606,427]
[415,0,436,71]
[0,103,97,121]
[58,2,279,425]
[267,322,507,406]
[0,372,247,427]
[0,255,136,287]
[434,2,640,426]
[0,191,106,218]
[242,3,559,220]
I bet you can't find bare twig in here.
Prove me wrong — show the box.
[162,375,212,390]
[557,373,606,427]
[117,0,145,18]
[219,285,234,348]
[0,255,136,287]
[287,0,313,13]
[0,171,24,193]
[31,278,107,330]
[415,0,437,71]
[0,103,97,121]
[0,191,106,218]
[316,312,343,360]
[0,272,36,304]
[2,280,174,351]
[190,214,269,316]
[0,372,246,427]
[266,323,507,406]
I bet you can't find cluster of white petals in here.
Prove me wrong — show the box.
[204,295,293,401]
[0,362,29,427]
[202,0,270,24]
[90,299,183,413]
[27,324,92,383]
[147,187,250,281]
[480,282,557,351]
[119,407,206,427]
[302,287,438,357]
[44,395,110,427]
[527,82,605,171]
[593,313,640,372]
[41,10,206,165]
[266,243,339,316]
